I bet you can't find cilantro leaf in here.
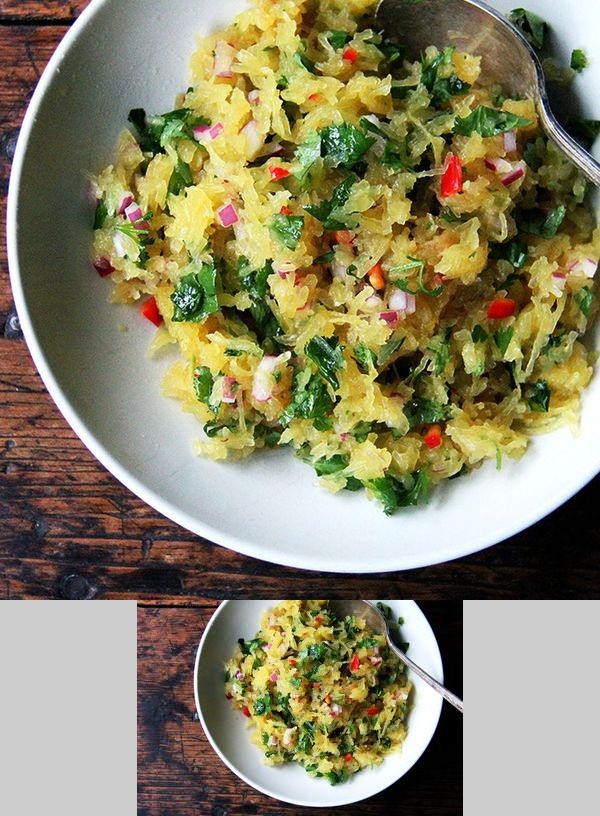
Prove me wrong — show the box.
[575,286,593,318]
[238,258,282,344]
[390,256,443,297]
[366,470,429,515]
[320,123,375,169]
[454,106,531,137]
[305,336,344,389]
[93,199,108,230]
[508,8,547,49]
[253,693,272,715]
[354,342,376,373]
[313,454,349,477]
[494,326,514,357]
[304,175,357,230]
[168,159,193,196]
[171,262,219,322]
[359,117,407,171]
[571,49,588,72]
[270,213,304,250]
[405,397,452,429]
[326,31,351,49]
[527,380,551,412]
[377,337,405,367]
[421,47,471,105]
[129,107,210,153]
[427,331,451,375]
[501,238,528,268]
[193,366,215,407]
[280,370,335,426]
[293,131,322,182]
[520,205,566,238]
[471,324,488,342]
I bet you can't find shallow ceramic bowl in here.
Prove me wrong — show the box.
[7,0,600,572]
[193,600,444,807]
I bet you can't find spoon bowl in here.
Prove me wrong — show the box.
[329,600,463,712]
[376,0,600,185]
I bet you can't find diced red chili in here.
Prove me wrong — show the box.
[423,424,443,450]
[487,297,516,319]
[241,706,251,718]
[270,166,291,181]
[308,92,321,101]
[344,753,353,762]
[440,154,463,197]
[350,654,360,672]
[367,706,380,717]
[289,658,297,664]
[280,205,292,215]
[334,229,354,245]
[342,47,359,63]
[315,616,322,624]
[141,296,163,327]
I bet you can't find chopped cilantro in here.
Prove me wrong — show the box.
[354,342,376,373]
[253,693,272,716]
[377,337,405,367]
[304,174,357,230]
[359,117,407,171]
[171,262,219,323]
[313,454,349,477]
[508,8,547,49]
[366,470,429,515]
[427,330,451,375]
[270,213,304,250]
[405,397,452,429]
[280,369,335,426]
[129,107,209,153]
[520,205,566,238]
[390,256,443,297]
[193,366,215,408]
[326,30,351,49]
[320,123,375,169]
[168,159,193,196]
[421,47,471,105]
[454,106,531,137]
[575,286,593,318]
[293,131,322,182]
[501,238,528,268]
[314,250,335,264]
[527,380,551,412]
[471,324,488,343]
[305,335,344,389]
[93,199,108,230]
[494,326,514,357]
[571,49,588,72]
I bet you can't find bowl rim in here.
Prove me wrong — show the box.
[192,599,444,807]
[6,0,600,573]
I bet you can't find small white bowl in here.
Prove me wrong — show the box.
[7,0,600,572]
[193,600,444,807]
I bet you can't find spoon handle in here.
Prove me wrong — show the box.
[387,638,464,713]
[538,98,600,187]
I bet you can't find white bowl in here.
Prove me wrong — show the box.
[7,0,600,572]
[193,600,444,807]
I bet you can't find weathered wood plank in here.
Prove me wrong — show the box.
[0,1,87,20]
[137,602,463,816]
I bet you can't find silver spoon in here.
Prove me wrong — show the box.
[376,0,600,186]
[328,600,463,713]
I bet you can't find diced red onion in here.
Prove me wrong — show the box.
[259,141,285,158]
[124,202,143,222]
[331,263,347,279]
[551,272,567,291]
[252,352,291,402]
[242,119,264,160]
[283,728,297,746]
[330,704,342,716]
[221,376,237,404]
[268,735,278,746]
[369,656,383,666]
[217,201,239,227]
[389,289,416,314]
[248,89,260,105]
[117,194,134,215]
[569,258,598,278]
[379,310,399,327]
[503,131,518,154]
[234,668,243,680]
[269,672,278,682]
[484,157,513,174]
[339,432,350,442]
[192,123,211,139]
[501,162,526,186]
[275,260,296,279]
[214,40,236,78]
[93,257,114,277]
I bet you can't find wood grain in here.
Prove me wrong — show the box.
[0,20,599,601]
[138,602,463,816]
[0,1,86,20]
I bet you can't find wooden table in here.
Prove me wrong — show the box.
[1,1,599,600]
[138,600,463,816]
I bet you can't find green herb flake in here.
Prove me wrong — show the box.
[501,238,528,268]
[304,174,357,230]
[471,324,488,343]
[313,454,349,477]
[171,262,220,323]
[280,370,335,426]
[454,106,532,137]
[508,8,547,50]
[319,123,375,169]
[270,213,305,250]
[527,380,551,412]
[405,397,452,429]
[354,342,377,373]
[93,199,109,230]
[253,693,272,716]
[168,159,193,196]
[193,366,215,407]
[326,30,351,49]
[390,256,443,297]
[305,336,344,389]
[494,326,514,357]
[570,49,588,72]
[521,205,567,238]
[377,337,405,367]
[575,286,593,318]
[421,46,471,105]
[293,131,322,182]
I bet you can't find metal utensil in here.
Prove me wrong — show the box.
[376,0,600,185]
[328,600,463,713]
